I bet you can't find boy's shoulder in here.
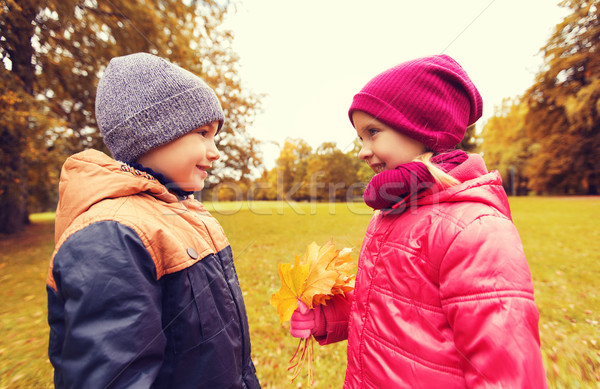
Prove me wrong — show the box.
[53,193,229,281]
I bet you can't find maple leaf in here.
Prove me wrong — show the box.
[270,240,356,386]
[271,259,306,323]
[270,240,354,323]
[301,241,339,309]
[330,247,356,296]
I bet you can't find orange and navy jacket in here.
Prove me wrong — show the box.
[46,149,260,388]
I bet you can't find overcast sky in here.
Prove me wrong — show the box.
[223,0,569,168]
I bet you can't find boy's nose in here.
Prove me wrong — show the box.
[207,141,220,161]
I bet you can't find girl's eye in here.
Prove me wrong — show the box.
[368,128,379,136]
[197,130,208,137]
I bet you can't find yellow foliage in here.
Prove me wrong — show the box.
[270,240,356,386]
[270,240,355,323]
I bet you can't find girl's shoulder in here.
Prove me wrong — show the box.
[436,199,510,226]
[373,200,512,244]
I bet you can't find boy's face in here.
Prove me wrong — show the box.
[137,120,221,192]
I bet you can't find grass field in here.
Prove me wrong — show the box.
[0,198,599,388]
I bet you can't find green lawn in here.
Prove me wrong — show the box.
[0,199,598,388]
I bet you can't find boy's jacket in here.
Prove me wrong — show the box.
[47,149,260,388]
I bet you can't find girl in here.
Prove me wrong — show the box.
[290,55,546,388]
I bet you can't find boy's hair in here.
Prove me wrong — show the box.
[95,52,224,164]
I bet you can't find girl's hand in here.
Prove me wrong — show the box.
[290,300,321,339]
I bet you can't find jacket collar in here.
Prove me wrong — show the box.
[384,154,511,219]
[54,149,185,241]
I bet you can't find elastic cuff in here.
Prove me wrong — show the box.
[311,305,326,338]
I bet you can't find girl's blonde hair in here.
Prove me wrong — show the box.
[413,152,461,188]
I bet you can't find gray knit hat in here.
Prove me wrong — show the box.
[95,52,224,163]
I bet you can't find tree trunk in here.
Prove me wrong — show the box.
[0,130,27,234]
[0,5,36,234]
[587,172,598,195]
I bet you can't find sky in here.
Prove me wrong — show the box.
[223,0,569,168]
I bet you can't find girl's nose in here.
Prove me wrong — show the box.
[358,144,372,161]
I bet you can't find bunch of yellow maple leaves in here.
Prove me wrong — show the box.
[270,240,356,386]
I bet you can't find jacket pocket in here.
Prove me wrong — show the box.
[48,326,62,359]
[167,255,237,354]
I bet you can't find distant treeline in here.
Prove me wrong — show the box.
[1,1,598,234]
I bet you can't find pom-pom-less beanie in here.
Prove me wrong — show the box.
[95,52,224,164]
[348,55,482,152]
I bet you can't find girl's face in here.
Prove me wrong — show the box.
[137,120,221,192]
[353,111,426,173]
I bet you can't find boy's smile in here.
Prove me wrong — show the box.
[137,120,221,192]
[195,166,209,179]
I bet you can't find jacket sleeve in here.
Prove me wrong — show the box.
[47,221,166,389]
[313,291,354,345]
[439,215,547,388]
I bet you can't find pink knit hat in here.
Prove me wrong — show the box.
[348,55,482,152]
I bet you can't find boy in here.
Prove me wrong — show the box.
[46,53,260,388]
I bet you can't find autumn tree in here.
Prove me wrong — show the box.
[481,98,531,195]
[251,139,363,202]
[265,138,311,200]
[0,0,261,233]
[296,142,357,201]
[523,0,600,194]
[457,124,481,153]
[249,168,272,201]
[346,138,373,199]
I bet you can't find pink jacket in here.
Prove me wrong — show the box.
[316,155,547,388]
